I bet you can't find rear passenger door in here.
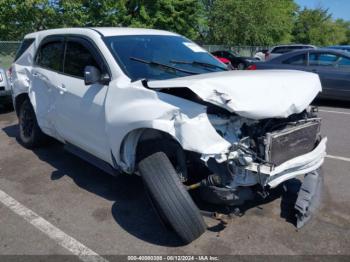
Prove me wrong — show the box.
[32,37,64,137]
[54,36,111,162]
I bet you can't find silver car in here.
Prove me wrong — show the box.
[0,67,11,108]
[265,44,316,61]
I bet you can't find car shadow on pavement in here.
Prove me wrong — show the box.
[0,104,14,114]
[2,123,299,246]
[2,123,183,247]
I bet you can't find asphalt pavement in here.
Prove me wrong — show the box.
[0,100,349,259]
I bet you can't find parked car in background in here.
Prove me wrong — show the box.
[211,50,257,69]
[254,49,269,61]
[265,44,316,61]
[0,67,11,108]
[213,56,234,70]
[253,48,350,101]
[327,45,350,53]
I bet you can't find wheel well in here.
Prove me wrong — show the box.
[14,93,29,116]
[136,129,182,162]
[119,128,186,176]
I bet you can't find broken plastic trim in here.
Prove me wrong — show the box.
[295,170,323,228]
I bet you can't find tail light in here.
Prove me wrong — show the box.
[247,64,257,70]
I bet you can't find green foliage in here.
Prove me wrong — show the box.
[113,0,205,39]
[0,0,59,40]
[292,7,347,46]
[334,19,350,45]
[0,0,349,45]
[0,0,205,41]
[208,0,297,46]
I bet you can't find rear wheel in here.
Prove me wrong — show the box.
[18,99,47,148]
[138,151,206,244]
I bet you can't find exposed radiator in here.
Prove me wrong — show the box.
[264,121,320,166]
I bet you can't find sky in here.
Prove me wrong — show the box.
[295,0,350,20]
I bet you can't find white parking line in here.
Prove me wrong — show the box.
[0,189,108,262]
[326,154,350,162]
[319,109,350,115]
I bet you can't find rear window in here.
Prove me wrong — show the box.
[283,54,307,65]
[14,38,34,61]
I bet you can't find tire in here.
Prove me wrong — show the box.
[18,99,47,148]
[138,152,206,244]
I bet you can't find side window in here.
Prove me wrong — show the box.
[14,38,35,61]
[64,41,100,78]
[283,54,306,65]
[36,41,64,71]
[337,56,350,67]
[309,53,339,66]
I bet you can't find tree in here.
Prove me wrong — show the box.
[334,19,350,45]
[0,0,59,40]
[292,7,347,46]
[112,0,205,40]
[208,0,297,46]
[0,0,206,41]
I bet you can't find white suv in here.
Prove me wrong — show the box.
[11,28,326,243]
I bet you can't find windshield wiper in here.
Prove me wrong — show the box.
[130,57,198,75]
[170,60,227,71]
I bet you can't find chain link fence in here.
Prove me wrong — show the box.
[0,41,21,69]
[203,45,270,57]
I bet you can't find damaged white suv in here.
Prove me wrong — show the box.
[11,28,327,244]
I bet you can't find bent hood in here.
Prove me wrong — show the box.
[147,70,322,119]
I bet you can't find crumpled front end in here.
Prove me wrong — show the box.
[143,70,326,228]
[189,108,327,214]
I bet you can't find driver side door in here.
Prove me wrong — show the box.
[54,36,111,162]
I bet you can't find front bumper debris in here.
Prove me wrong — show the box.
[295,170,323,228]
[245,137,327,188]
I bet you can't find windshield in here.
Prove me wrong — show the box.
[104,35,227,81]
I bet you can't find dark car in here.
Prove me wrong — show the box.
[327,45,350,53]
[253,49,350,101]
[211,50,257,70]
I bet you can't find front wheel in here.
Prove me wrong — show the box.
[138,152,206,244]
[18,99,47,148]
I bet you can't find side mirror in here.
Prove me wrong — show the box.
[84,66,111,85]
[84,66,100,85]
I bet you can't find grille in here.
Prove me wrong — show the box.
[265,121,320,166]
